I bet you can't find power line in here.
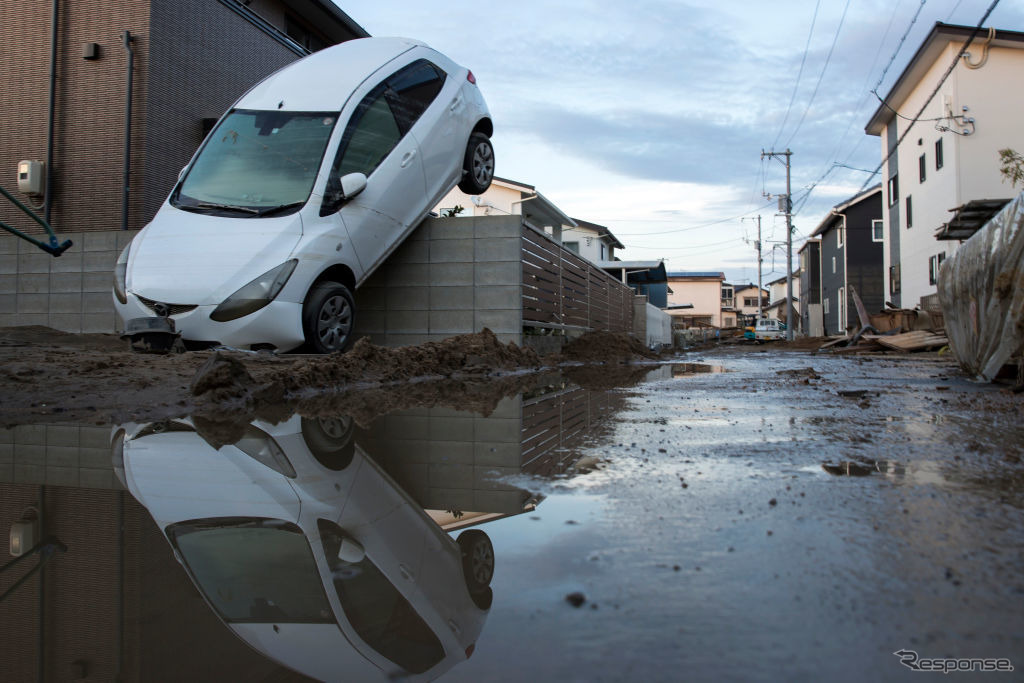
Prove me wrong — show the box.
[771,0,822,150]
[872,0,929,97]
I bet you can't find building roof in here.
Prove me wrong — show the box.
[302,0,371,40]
[811,185,882,238]
[487,178,577,228]
[569,218,625,249]
[866,23,1024,135]
[797,238,820,254]
[599,260,667,283]
[935,198,1012,240]
[666,271,725,279]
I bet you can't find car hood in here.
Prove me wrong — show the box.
[127,208,303,306]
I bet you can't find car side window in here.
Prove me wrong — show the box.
[334,86,403,178]
[385,59,446,133]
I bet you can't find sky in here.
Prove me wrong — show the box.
[339,0,1024,286]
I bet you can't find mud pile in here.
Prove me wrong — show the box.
[558,330,659,362]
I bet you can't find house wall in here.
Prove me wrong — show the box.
[645,302,672,347]
[799,241,821,334]
[666,277,724,326]
[733,285,767,318]
[560,224,612,264]
[880,41,1024,308]
[845,191,884,318]
[820,221,847,334]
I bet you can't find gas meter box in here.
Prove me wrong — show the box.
[17,160,45,197]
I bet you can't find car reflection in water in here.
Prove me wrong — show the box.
[111,414,494,682]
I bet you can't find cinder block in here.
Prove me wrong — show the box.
[82,271,112,293]
[0,255,17,276]
[353,309,386,334]
[0,235,18,254]
[429,463,474,489]
[83,232,118,251]
[429,263,473,287]
[5,313,48,326]
[49,293,83,314]
[385,309,428,333]
[427,417,475,442]
[49,272,83,293]
[83,251,116,273]
[428,309,473,334]
[16,293,48,314]
[12,425,46,447]
[385,287,428,311]
[475,261,520,286]
[426,440,475,465]
[472,216,522,239]
[383,415,429,440]
[430,219,475,240]
[473,465,520,490]
[383,263,430,287]
[488,396,523,419]
[473,489,529,513]
[18,253,51,274]
[46,445,80,468]
[47,314,82,332]
[404,222,432,241]
[78,447,110,470]
[17,273,49,294]
[116,231,139,249]
[0,275,16,294]
[429,488,474,511]
[0,428,12,443]
[387,239,429,264]
[82,313,116,333]
[49,248,83,274]
[45,466,79,487]
[429,238,473,263]
[79,468,116,489]
[473,442,523,467]
[354,286,387,310]
[0,462,12,483]
[475,237,521,262]
[0,294,14,314]
[46,425,81,447]
[13,464,45,484]
[474,285,520,310]
[353,331,385,346]
[475,310,520,334]
[79,427,111,449]
[429,286,473,310]
[474,417,521,443]
[0,443,12,463]
[83,292,115,314]
[385,333,432,347]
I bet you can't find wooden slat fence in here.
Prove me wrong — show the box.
[521,225,634,333]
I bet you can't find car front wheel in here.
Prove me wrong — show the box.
[457,132,494,195]
[457,529,494,592]
[302,281,355,353]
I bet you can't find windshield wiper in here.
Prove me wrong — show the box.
[193,202,261,215]
[256,202,304,217]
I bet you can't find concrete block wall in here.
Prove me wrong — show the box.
[0,423,120,489]
[357,395,529,514]
[354,215,524,347]
[0,229,135,333]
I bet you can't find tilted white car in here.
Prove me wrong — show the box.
[113,37,494,352]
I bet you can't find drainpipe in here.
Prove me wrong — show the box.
[831,209,848,330]
[44,0,59,223]
[121,31,135,231]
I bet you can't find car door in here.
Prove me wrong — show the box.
[327,77,427,282]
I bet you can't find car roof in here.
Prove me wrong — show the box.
[236,37,426,112]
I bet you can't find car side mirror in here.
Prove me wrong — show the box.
[337,537,365,563]
[320,172,367,216]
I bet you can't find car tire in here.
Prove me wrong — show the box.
[457,529,494,592]
[302,281,355,354]
[301,416,355,470]
[457,132,494,195]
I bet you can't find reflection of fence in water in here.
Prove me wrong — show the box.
[521,226,633,333]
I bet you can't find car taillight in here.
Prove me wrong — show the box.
[465,644,475,659]
[467,70,476,84]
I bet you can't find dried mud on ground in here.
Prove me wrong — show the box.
[0,326,668,428]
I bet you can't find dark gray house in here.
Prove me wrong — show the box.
[810,185,883,335]
[798,239,822,336]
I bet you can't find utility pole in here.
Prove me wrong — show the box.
[761,149,794,341]
[742,215,764,319]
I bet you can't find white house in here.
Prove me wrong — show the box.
[436,176,575,240]
[562,218,623,265]
[865,23,1024,309]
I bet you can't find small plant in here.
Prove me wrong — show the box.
[998,148,1024,188]
[440,204,465,218]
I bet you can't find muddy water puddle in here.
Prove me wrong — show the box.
[2,352,1023,681]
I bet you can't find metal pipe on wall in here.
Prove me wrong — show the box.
[44,0,59,223]
[121,31,135,231]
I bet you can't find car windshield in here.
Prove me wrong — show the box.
[166,517,333,624]
[174,109,337,214]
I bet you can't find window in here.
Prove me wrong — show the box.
[823,297,830,314]
[889,264,901,294]
[837,224,844,248]
[386,60,446,133]
[335,89,403,178]
[887,175,899,206]
[600,243,607,260]
[935,138,944,170]
[832,256,836,274]
[929,252,947,285]
[872,219,884,242]
[563,241,580,254]
[743,296,758,307]
[838,287,846,330]
[905,195,913,229]
[919,154,926,183]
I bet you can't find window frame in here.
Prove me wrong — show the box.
[919,154,926,183]
[887,175,899,207]
[906,195,913,229]
[871,219,884,242]
[935,138,944,170]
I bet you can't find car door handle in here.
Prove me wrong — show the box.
[400,150,417,168]
[449,96,463,112]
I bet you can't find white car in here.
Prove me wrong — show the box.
[754,318,787,341]
[113,37,494,352]
[112,415,494,681]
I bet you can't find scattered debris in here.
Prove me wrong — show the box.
[565,592,587,608]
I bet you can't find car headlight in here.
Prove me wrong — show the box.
[113,244,131,304]
[210,259,297,322]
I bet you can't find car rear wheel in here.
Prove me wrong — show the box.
[457,132,494,195]
[302,281,355,353]
[457,529,494,592]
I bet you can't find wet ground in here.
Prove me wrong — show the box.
[2,346,1023,681]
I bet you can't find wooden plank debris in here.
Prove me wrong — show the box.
[868,330,948,352]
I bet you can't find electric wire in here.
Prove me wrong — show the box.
[771,0,822,151]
